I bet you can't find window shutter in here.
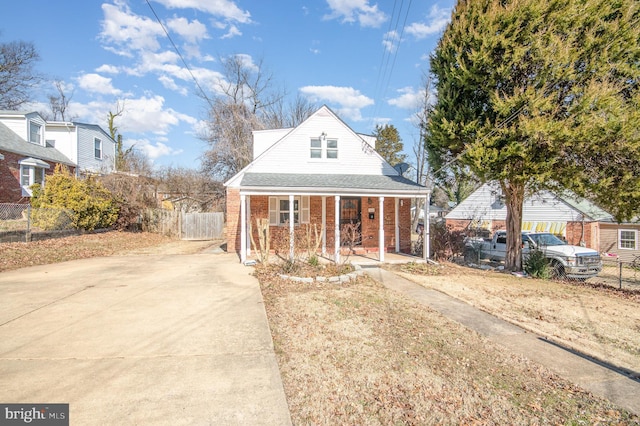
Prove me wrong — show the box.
[301,196,310,223]
[268,197,278,225]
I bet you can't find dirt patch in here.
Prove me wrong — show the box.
[259,269,638,424]
[389,261,640,376]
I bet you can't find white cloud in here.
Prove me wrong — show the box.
[387,86,423,110]
[153,0,251,24]
[300,85,374,121]
[95,64,120,74]
[406,5,451,40]
[100,3,164,54]
[324,0,387,28]
[158,75,188,95]
[382,30,399,53]
[114,95,196,134]
[76,73,122,96]
[220,24,242,39]
[127,137,183,160]
[166,16,209,43]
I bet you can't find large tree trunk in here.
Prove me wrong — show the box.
[501,180,524,271]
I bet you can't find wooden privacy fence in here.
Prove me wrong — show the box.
[180,212,224,240]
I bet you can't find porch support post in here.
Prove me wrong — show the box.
[334,195,340,264]
[379,196,385,262]
[423,194,430,261]
[322,196,327,255]
[394,198,400,253]
[246,196,251,256]
[240,194,247,263]
[289,194,295,261]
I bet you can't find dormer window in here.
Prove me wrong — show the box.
[309,135,338,159]
[29,122,41,144]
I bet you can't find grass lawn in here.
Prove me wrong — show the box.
[256,263,639,425]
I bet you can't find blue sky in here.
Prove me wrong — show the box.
[2,0,453,170]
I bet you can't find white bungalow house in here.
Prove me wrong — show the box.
[444,182,629,254]
[225,106,430,263]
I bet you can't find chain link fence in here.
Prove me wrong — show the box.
[596,257,640,290]
[0,203,76,243]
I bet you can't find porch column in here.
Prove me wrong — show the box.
[394,198,400,253]
[322,196,327,255]
[379,197,385,262]
[240,194,247,263]
[334,195,340,263]
[246,196,251,256]
[289,194,295,261]
[423,195,430,261]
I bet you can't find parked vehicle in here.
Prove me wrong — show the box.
[465,231,602,279]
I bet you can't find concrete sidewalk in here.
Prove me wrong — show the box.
[365,267,640,416]
[0,252,291,425]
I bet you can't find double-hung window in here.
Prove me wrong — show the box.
[94,138,102,159]
[29,122,42,144]
[619,229,637,250]
[309,137,338,159]
[269,196,310,226]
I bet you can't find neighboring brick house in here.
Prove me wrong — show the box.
[225,105,429,263]
[0,118,75,203]
[445,182,640,260]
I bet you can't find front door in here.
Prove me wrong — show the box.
[340,197,361,246]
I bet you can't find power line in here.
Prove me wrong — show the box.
[144,0,215,110]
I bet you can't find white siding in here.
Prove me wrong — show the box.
[76,125,116,173]
[44,124,78,163]
[247,107,397,176]
[253,128,292,159]
[446,182,588,235]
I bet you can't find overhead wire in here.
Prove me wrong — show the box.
[144,0,215,110]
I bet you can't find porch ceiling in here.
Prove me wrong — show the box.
[239,173,429,196]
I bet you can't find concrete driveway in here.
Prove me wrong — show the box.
[0,250,291,425]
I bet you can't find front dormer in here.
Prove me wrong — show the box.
[25,112,46,146]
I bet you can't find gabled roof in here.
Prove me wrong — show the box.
[0,121,74,165]
[225,105,428,196]
[446,182,614,223]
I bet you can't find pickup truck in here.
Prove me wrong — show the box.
[465,231,602,279]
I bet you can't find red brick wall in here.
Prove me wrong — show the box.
[565,221,597,249]
[226,193,414,256]
[225,188,240,253]
[0,150,75,203]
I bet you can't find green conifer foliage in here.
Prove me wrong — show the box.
[428,0,640,270]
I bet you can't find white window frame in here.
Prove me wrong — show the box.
[20,165,46,191]
[29,121,42,145]
[94,138,103,159]
[269,196,310,226]
[618,229,637,250]
[309,136,338,159]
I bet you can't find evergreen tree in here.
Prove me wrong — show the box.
[428,0,640,271]
[374,124,406,166]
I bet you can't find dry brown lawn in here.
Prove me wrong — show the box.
[0,231,216,272]
[391,261,640,376]
[257,263,640,425]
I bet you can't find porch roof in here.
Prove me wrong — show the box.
[239,172,428,196]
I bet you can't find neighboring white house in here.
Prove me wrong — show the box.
[0,111,116,176]
[445,182,614,250]
[45,121,116,175]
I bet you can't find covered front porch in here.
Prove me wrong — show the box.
[236,191,430,265]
